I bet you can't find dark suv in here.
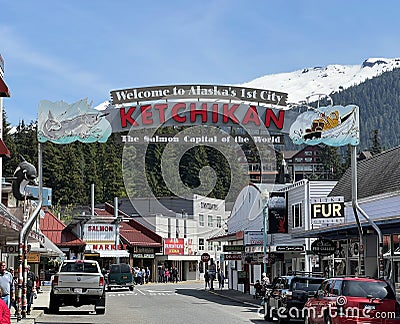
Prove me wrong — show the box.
[106,263,134,291]
[264,272,325,323]
[305,276,400,324]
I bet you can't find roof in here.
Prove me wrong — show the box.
[0,139,10,158]
[0,76,10,97]
[40,210,85,247]
[96,204,163,247]
[329,146,400,202]
[119,223,162,247]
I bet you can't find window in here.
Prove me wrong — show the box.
[208,241,213,251]
[292,203,303,228]
[216,242,222,251]
[208,215,213,227]
[304,151,313,156]
[294,157,303,162]
[199,214,204,226]
[199,238,204,250]
[216,216,222,228]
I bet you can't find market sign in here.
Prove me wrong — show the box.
[223,245,245,252]
[83,223,116,242]
[311,238,336,256]
[311,196,345,224]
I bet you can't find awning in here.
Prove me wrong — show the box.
[39,236,65,257]
[0,76,10,97]
[94,250,129,258]
[0,139,10,158]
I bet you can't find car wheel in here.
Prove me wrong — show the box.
[129,286,134,291]
[95,307,106,315]
[107,286,111,291]
[48,292,59,314]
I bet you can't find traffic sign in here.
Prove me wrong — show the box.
[201,252,211,262]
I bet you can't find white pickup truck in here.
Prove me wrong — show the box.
[49,259,106,314]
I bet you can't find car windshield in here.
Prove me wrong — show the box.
[291,278,324,291]
[342,280,396,299]
[60,262,99,273]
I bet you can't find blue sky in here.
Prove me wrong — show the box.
[1,0,399,126]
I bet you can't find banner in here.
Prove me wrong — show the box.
[268,192,288,234]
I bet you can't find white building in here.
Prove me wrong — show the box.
[118,195,229,280]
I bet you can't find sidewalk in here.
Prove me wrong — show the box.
[207,286,263,308]
[11,286,50,324]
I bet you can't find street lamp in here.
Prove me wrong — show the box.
[262,192,269,274]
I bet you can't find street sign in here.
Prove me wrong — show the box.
[201,252,211,262]
[311,238,336,256]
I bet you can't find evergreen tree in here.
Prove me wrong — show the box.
[370,129,382,155]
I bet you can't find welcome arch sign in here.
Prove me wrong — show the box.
[37,84,359,214]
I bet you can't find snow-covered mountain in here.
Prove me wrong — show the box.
[241,57,400,105]
[94,58,400,110]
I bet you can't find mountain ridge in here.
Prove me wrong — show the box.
[241,57,400,105]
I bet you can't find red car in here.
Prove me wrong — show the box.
[305,277,400,323]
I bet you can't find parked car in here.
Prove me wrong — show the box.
[305,276,400,323]
[106,263,134,291]
[263,272,325,323]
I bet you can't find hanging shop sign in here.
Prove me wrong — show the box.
[310,196,345,224]
[223,254,242,260]
[244,231,264,245]
[311,238,336,256]
[223,245,244,252]
[276,245,304,252]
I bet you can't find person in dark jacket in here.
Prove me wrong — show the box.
[25,265,37,315]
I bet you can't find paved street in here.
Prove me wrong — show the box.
[19,282,269,324]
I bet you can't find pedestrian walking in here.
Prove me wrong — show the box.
[145,267,150,284]
[25,265,37,315]
[0,292,10,324]
[7,269,16,316]
[204,270,210,289]
[171,267,178,283]
[217,269,225,289]
[0,262,14,309]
